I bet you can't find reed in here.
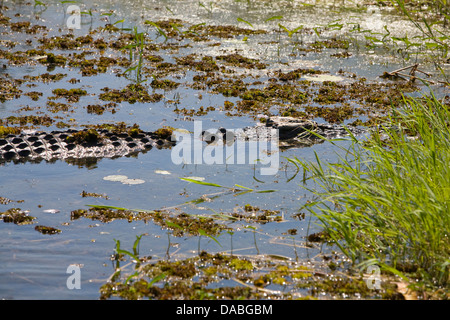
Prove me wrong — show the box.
[292,93,450,296]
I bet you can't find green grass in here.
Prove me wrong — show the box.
[292,93,449,298]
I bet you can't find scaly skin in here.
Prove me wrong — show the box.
[201,116,363,148]
[0,117,363,165]
[0,128,175,165]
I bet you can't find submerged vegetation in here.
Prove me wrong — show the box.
[99,236,402,300]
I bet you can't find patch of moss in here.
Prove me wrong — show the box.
[307,231,330,243]
[10,21,45,34]
[209,77,248,97]
[230,205,282,224]
[35,225,61,235]
[216,53,267,69]
[47,101,71,113]
[86,122,142,137]
[240,88,269,101]
[277,68,324,81]
[99,84,163,104]
[50,88,87,102]
[193,24,266,39]
[1,208,35,225]
[80,191,109,200]
[0,126,21,137]
[331,51,352,58]
[55,121,71,129]
[70,207,228,236]
[177,54,220,72]
[154,211,229,237]
[280,106,308,118]
[1,115,54,127]
[229,258,254,271]
[24,91,43,101]
[313,83,344,104]
[144,54,164,63]
[150,79,180,90]
[38,34,93,50]
[0,197,13,205]
[66,129,102,145]
[144,19,184,38]
[305,105,354,124]
[154,126,174,140]
[93,38,108,50]
[45,53,67,65]
[23,73,67,83]
[86,103,116,115]
[0,13,11,25]
[71,56,121,76]
[0,78,23,102]
[71,208,137,223]
[310,38,350,50]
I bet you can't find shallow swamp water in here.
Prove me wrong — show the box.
[0,0,448,299]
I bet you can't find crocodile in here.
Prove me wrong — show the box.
[201,116,364,149]
[0,127,176,166]
[0,117,363,165]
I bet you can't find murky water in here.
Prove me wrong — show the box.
[0,0,448,299]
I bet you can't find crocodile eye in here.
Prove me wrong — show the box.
[207,135,217,143]
[201,130,218,143]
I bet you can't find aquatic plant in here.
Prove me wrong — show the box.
[179,178,276,199]
[0,126,21,137]
[121,27,146,84]
[391,0,449,80]
[198,1,214,15]
[34,0,46,9]
[144,20,169,42]
[278,23,304,39]
[293,93,450,298]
